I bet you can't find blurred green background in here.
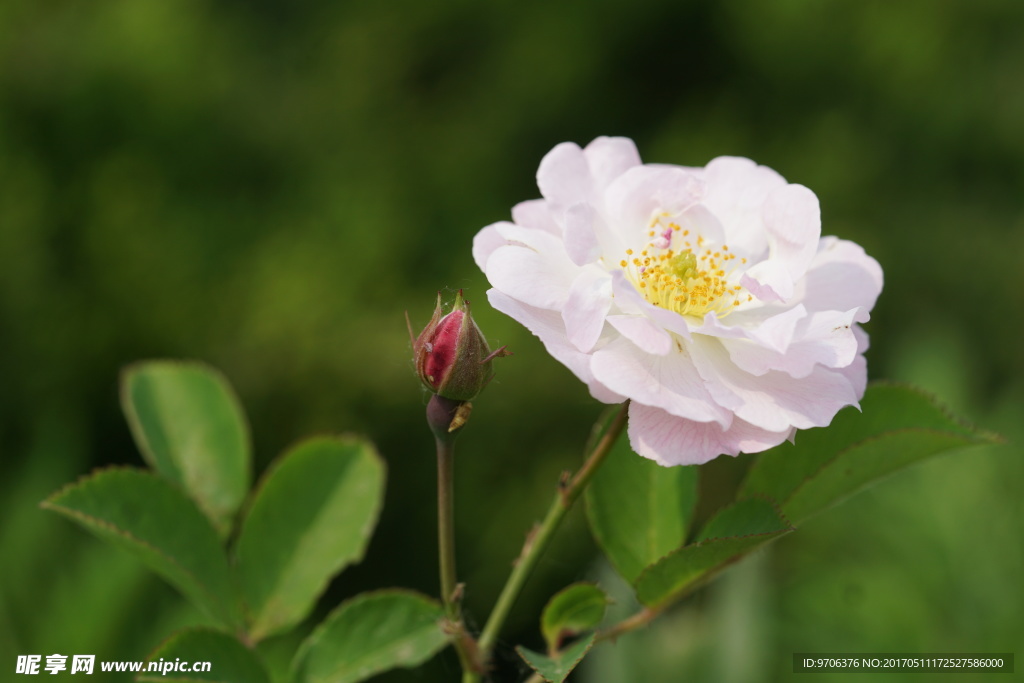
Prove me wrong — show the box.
[1,1,1021,681]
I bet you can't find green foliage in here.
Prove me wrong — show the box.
[1,415,209,679]
[41,468,242,630]
[740,383,1001,523]
[38,358,1004,682]
[121,361,251,537]
[139,628,270,683]
[695,498,791,542]
[634,500,793,608]
[291,590,450,683]
[43,363,401,679]
[234,436,386,642]
[585,424,698,583]
[540,583,609,652]
[587,385,998,620]
[516,634,595,683]
[7,3,1022,679]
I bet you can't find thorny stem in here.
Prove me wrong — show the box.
[468,402,630,681]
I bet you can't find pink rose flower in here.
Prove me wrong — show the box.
[473,137,882,465]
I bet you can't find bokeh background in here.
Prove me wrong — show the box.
[2,1,1022,681]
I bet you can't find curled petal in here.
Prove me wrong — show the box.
[484,228,576,310]
[696,304,807,353]
[676,203,727,250]
[741,257,794,303]
[563,267,613,353]
[799,236,884,315]
[592,337,731,427]
[606,315,673,356]
[473,221,567,271]
[488,290,612,400]
[563,202,601,266]
[838,351,868,400]
[762,184,821,284]
[604,166,705,244]
[473,221,512,271]
[836,326,871,398]
[627,402,792,466]
[742,192,849,307]
[722,308,862,378]
[583,136,642,191]
[537,142,591,206]
[691,336,860,432]
[610,271,692,339]
[512,199,560,235]
[702,156,786,254]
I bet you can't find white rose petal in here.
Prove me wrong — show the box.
[476,136,882,465]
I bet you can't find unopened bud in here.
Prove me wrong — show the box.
[408,290,510,402]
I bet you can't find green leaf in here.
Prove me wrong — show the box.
[740,383,1001,524]
[696,497,792,542]
[138,628,271,683]
[121,361,251,536]
[42,468,241,629]
[291,590,449,683]
[585,416,698,583]
[234,436,385,641]
[541,583,609,651]
[634,499,793,608]
[516,634,596,683]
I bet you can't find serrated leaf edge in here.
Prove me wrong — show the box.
[235,434,387,640]
[781,426,986,519]
[865,381,1003,442]
[635,528,794,608]
[120,359,254,531]
[695,495,794,544]
[738,382,1003,503]
[541,582,609,649]
[632,500,795,609]
[516,633,596,683]
[41,466,238,628]
[290,588,449,683]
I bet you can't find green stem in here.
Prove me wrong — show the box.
[595,605,660,643]
[437,435,459,620]
[472,402,630,678]
[429,395,481,677]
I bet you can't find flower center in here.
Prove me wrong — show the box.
[618,217,752,318]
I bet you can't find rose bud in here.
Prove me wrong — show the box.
[408,290,510,402]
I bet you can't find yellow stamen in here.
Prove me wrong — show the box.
[616,230,748,319]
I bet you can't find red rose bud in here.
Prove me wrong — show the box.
[408,290,510,402]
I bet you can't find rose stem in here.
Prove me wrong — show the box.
[428,395,481,679]
[470,401,630,678]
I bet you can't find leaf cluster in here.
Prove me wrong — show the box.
[514,384,997,681]
[43,361,450,683]
[43,364,997,683]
